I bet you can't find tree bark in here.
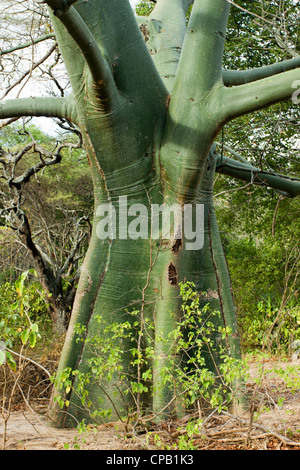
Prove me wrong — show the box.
[48,147,241,426]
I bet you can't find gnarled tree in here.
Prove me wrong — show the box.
[0,0,299,426]
[0,123,92,331]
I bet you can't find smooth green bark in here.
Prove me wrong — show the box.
[223,55,300,86]
[223,68,300,121]
[0,96,75,122]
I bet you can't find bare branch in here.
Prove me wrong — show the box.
[0,33,56,56]
[1,42,58,100]
[226,0,275,27]
[35,0,78,11]
[0,117,21,130]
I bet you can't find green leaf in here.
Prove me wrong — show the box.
[31,323,39,333]
[5,351,16,372]
[29,330,37,348]
[15,269,37,297]
[142,369,152,381]
[21,328,30,345]
[15,270,29,296]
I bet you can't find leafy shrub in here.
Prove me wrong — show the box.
[52,282,245,424]
[224,237,300,354]
[240,296,300,353]
[0,270,50,369]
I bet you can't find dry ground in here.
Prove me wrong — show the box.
[1,357,300,450]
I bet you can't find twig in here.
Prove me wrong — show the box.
[1,43,57,99]
[226,1,275,26]
[272,195,285,238]
[206,426,249,437]
[5,348,52,378]
[17,384,61,443]
[221,410,300,447]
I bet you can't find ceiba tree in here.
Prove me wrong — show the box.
[1,0,300,426]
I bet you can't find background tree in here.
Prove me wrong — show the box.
[0,1,92,330]
[0,0,299,427]
[0,122,92,330]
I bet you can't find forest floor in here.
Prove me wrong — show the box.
[1,356,300,451]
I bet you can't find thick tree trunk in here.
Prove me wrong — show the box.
[48,142,241,426]
[44,0,243,428]
[0,0,298,427]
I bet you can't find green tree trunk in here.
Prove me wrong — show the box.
[48,142,241,426]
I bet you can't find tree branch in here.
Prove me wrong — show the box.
[223,68,300,122]
[0,96,76,122]
[1,129,82,189]
[140,0,188,92]
[0,117,20,130]
[223,56,300,86]
[215,142,249,164]
[0,33,56,56]
[39,1,117,100]
[35,0,78,11]
[175,0,230,94]
[215,153,300,198]
[1,42,58,100]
